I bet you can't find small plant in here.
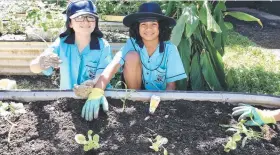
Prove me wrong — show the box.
[220,119,263,152]
[148,135,169,155]
[114,81,136,111]
[75,130,100,151]
[0,101,26,144]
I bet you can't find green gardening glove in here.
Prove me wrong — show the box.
[81,88,109,121]
[232,104,276,126]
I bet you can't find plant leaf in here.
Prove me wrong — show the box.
[93,134,100,143]
[224,22,233,30]
[75,134,87,144]
[200,50,223,90]
[190,51,205,90]
[242,136,248,148]
[164,148,168,155]
[201,0,222,33]
[184,4,199,38]
[232,133,242,141]
[225,11,263,27]
[170,8,188,46]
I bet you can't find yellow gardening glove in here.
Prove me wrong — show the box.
[81,88,108,121]
[232,104,276,126]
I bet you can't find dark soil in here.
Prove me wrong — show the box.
[0,75,59,89]
[0,99,280,155]
[226,13,280,49]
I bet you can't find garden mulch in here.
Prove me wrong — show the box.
[0,99,280,155]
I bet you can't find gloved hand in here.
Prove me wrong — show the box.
[74,75,101,98]
[81,88,108,121]
[39,53,62,70]
[232,104,276,126]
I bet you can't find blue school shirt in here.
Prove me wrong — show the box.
[114,38,187,90]
[42,34,112,89]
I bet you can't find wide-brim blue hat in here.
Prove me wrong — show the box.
[66,0,98,19]
[123,2,176,27]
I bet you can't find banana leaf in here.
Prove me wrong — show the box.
[225,11,263,27]
[184,4,199,38]
[190,51,205,90]
[200,50,223,90]
[176,37,192,90]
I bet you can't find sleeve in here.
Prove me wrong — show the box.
[96,40,113,75]
[112,38,137,67]
[166,45,187,83]
[41,38,61,76]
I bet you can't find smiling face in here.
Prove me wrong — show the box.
[69,15,96,35]
[139,20,159,42]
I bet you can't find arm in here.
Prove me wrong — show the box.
[271,109,280,122]
[94,57,121,90]
[166,82,176,90]
[30,38,61,74]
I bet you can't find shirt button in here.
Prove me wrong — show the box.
[147,72,149,75]
[146,82,148,85]
[148,60,150,63]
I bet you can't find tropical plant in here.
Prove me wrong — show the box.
[168,0,262,91]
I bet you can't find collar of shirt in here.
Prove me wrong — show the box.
[64,33,100,50]
[137,41,165,53]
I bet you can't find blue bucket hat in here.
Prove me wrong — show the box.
[66,0,98,19]
[123,2,176,27]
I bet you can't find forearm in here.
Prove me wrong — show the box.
[30,57,43,73]
[166,82,176,90]
[271,109,280,122]
[95,60,120,90]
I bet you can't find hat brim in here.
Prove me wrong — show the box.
[123,12,176,27]
[70,12,98,19]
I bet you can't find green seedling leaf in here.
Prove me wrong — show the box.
[232,133,241,141]
[164,148,168,155]
[226,128,238,132]
[93,134,99,143]
[241,136,248,148]
[75,134,87,145]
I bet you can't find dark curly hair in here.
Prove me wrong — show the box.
[129,20,172,46]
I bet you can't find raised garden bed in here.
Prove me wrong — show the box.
[1,98,280,155]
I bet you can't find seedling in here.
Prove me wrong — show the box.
[114,81,136,111]
[0,101,26,144]
[148,135,168,155]
[75,130,100,151]
[220,119,263,152]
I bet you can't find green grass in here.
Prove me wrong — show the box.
[224,30,280,95]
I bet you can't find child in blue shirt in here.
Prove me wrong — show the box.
[30,0,112,90]
[80,2,187,120]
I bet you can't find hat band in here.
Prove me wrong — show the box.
[138,17,158,23]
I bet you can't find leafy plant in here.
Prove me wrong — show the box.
[169,0,263,91]
[220,119,263,152]
[25,0,65,41]
[75,130,100,151]
[148,135,169,155]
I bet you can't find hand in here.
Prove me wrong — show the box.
[74,75,101,98]
[232,104,276,126]
[39,53,62,70]
[81,88,108,121]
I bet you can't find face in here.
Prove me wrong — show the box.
[69,15,96,35]
[139,21,159,42]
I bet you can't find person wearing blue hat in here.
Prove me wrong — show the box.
[79,2,187,120]
[30,0,112,92]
